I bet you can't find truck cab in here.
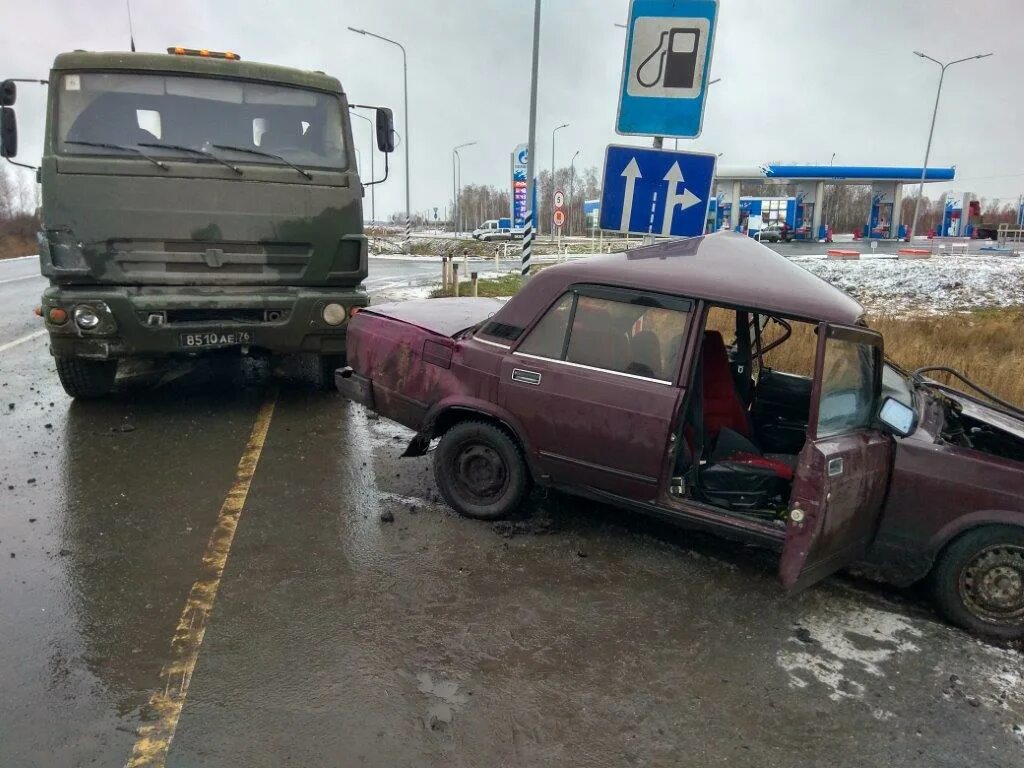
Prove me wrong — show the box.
[0,48,394,396]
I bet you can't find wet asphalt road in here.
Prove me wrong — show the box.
[1,254,1023,767]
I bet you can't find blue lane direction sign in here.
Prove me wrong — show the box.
[600,144,716,237]
[617,0,718,138]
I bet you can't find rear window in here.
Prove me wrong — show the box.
[516,289,692,382]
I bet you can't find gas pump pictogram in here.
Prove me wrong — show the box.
[636,27,701,89]
[626,16,709,99]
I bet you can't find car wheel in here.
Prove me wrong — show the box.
[54,357,117,398]
[930,525,1024,640]
[434,420,529,520]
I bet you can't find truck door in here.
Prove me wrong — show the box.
[779,324,893,591]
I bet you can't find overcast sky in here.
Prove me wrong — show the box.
[3,0,1022,218]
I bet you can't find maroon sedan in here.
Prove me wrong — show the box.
[338,232,1024,639]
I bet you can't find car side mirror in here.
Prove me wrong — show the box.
[375,106,395,153]
[0,80,16,106]
[0,106,17,158]
[878,396,917,437]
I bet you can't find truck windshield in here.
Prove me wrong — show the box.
[56,72,348,171]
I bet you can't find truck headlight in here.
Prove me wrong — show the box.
[74,306,101,330]
[322,303,347,326]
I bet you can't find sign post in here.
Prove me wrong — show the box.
[553,188,566,251]
[616,0,719,139]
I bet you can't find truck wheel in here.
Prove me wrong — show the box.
[299,353,343,391]
[54,357,117,399]
[930,525,1024,640]
[434,421,529,520]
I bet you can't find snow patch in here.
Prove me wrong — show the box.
[776,606,923,701]
[794,252,1024,315]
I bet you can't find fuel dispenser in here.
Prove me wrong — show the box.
[867,193,893,238]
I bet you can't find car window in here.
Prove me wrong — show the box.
[516,294,573,358]
[517,292,690,382]
[816,338,877,437]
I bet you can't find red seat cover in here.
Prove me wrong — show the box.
[701,331,751,442]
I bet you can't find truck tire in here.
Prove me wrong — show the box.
[299,352,344,391]
[434,420,529,520]
[930,525,1024,640]
[54,357,117,399]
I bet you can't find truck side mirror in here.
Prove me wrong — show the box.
[0,80,16,106]
[0,106,17,158]
[375,107,395,153]
[878,396,917,437]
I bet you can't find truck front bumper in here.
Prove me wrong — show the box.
[41,284,368,359]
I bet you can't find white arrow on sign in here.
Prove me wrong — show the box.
[620,157,642,232]
[661,161,702,236]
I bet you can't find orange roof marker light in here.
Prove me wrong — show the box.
[166,47,241,60]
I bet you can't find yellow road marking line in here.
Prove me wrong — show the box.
[124,390,278,768]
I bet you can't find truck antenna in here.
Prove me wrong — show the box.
[126,0,136,52]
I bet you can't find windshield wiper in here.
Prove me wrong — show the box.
[212,144,313,180]
[138,142,243,175]
[64,140,167,170]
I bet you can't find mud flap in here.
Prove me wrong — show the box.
[401,433,431,458]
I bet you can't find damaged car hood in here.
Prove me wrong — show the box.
[943,390,1024,442]
[365,298,506,338]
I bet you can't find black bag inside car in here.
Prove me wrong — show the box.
[700,461,786,512]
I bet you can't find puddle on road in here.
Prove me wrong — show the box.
[415,672,469,731]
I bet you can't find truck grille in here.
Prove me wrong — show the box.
[112,240,311,282]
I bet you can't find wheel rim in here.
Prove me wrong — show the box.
[451,440,509,506]
[959,544,1024,625]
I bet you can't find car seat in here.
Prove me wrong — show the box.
[698,331,795,510]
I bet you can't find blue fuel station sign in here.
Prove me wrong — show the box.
[617,0,719,138]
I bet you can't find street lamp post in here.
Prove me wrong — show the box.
[452,142,476,234]
[569,150,580,236]
[348,26,411,243]
[908,50,992,241]
[549,122,569,239]
[350,111,376,224]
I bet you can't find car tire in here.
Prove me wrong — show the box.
[930,525,1024,640]
[54,356,117,399]
[434,420,529,520]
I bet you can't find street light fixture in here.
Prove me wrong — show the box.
[452,141,476,234]
[350,110,376,224]
[550,122,569,238]
[348,26,411,242]
[908,50,993,241]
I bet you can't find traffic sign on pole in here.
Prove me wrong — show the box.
[553,189,565,210]
[553,209,566,227]
[599,144,715,237]
[616,0,719,138]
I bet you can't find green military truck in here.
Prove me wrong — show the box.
[0,47,394,397]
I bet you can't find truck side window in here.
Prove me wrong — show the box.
[816,339,876,437]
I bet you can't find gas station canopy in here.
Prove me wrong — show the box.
[715,165,955,182]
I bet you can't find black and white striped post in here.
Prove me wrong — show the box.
[521,211,534,276]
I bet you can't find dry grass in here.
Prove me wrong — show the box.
[708,306,1024,408]
[0,234,35,259]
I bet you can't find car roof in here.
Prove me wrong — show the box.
[523,231,864,325]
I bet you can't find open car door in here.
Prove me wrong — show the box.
[779,323,894,591]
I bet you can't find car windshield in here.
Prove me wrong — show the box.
[56,71,348,171]
[882,361,915,409]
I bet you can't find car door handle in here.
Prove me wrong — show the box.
[511,368,542,386]
[827,458,843,476]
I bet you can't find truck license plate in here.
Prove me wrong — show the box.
[179,330,252,349]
